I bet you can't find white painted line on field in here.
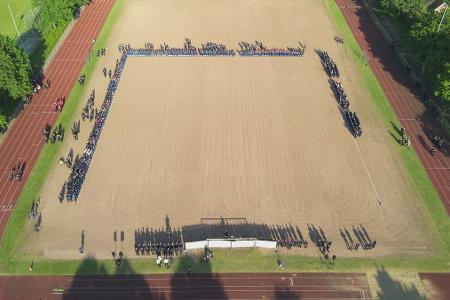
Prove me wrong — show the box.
[354,139,383,206]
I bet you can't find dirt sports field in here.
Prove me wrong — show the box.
[23,0,438,259]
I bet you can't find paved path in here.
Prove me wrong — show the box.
[336,0,450,214]
[0,272,372,299]
[0,0,115,238]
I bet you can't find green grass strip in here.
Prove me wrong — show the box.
[323,0,450,257]
[0,0,125,273]
[2,248,450,275]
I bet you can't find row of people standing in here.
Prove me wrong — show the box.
[65,51,128,201]
[125,39,305,57]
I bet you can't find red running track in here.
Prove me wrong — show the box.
[336,0,450,214]
[0,0,114,238]
[0,273,372,299]
[420,273,450,300]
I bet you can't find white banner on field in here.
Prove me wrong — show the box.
[208,240,232,248]
[185,240,207,250]
[185,239,277,250]
[255,240,277,249]
[231,240,256,248]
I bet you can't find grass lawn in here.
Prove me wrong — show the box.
[0,0,33,38]
[0,0,449,276]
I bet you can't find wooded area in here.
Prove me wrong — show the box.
[380,0,450,105]
[0,0,88,131]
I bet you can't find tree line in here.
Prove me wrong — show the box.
[0,0,89,132]
[380,0,450,105]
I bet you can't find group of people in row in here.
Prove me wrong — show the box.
[124,39,305,57]
[64,51,128,201]
[141,39,235,56]
[238,41,305,57]
[135,242,184,259]
[43,123,65,144]
[331,80,349,110]
[10,161,26,182]
[134,227,183,258]
[339,225,377,251]
[399,127,411,147]
[323,52,362,138]
[307,224,337,262]
[317,49,340,77]
[27,198,42,232]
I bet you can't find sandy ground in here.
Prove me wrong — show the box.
[22,0,438,259]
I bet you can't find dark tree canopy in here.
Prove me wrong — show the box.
[435,63,450,102]
[34,0,90,32]
[0,35,32,100]
[380,0,426,20]
[380,0,450,103]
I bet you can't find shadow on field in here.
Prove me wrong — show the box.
[170,254,227,299]
[62,257,159,300]
[274,288,300,299]
[62,252,227,299]
[375,266,426,300]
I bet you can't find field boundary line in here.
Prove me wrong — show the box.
[353,140,382,206]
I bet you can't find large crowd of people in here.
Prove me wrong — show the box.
[128,38,235,57]
[64,51,128,201]
[181,219,309,249]
[124,39,304,57]
[134,227,183,262]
